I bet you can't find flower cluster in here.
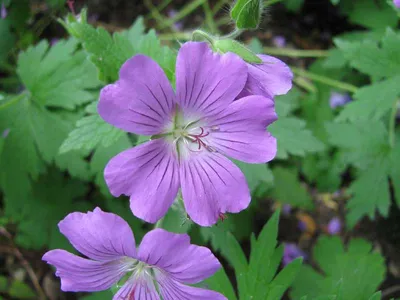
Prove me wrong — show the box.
[43,41,292,298]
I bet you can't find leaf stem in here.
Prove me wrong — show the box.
[389,100,398,148]
[263,47,329,58]
[0,92,27,111]
[220,28,243,39]
[291,67,358,93]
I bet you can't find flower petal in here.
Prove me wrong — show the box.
[208,95,277,163]
[98,55,175,135]
[58,208,137,261]
[138,229,221,284]
[180,152,251,226]
[105,139,179,223]
[238,54,293,99]
[42,250,131,292]
[175,42,247,117]
[113,277,160,300]
[155,270,227,300]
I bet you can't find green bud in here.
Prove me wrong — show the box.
[214,39,262,64]
[231,0,263,29]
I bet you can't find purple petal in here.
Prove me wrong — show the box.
[175,42,247,117]
[283,243,306,266]
[42,250,131,292]
[98,55,175,135]
[207,95,277,163]
[327,217,342,235]
[238,55,293,99]
[329,91,351,108]
[104,139,179,223]
[394,0,400,8]
[58,208,137,261]
[1,4,6,19]
[273,36,286,48]
[155,270,227,300]
[138,229,221,284]
[113,277,159,300]
[180,152,251,226]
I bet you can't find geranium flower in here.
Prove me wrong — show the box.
[43,208,226,299]
[98,42,279,226]
[237,53,293,100]
[394,0,400,8]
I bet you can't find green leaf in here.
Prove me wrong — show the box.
[214,39,262,63]
[344,0,397,29]
[0,276,7,292]
[291,236,385,300]
[0,19,16,66]
[90,134,132,196]
[204,268,237,300]
[231,0,263,29]
[8,280,36,299]
[15,169,89,250]
[17,39,100,109]
[271,167,314,209]
[283,0,304,12]
[234,160,273,191]
[60,102,124,153]
[80,291,113,300]
[325,121,400,226]
[335,29,400,79]
[269,116,325,159]
[336,75,400,122]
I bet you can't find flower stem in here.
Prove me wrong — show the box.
[202,1,217,33]
[291,67,358,93]
[389,100,398,148]
[263,47,329,58]
[159,0,208,30]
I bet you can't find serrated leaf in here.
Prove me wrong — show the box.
[291,236,385,300]
[269,116,325,159]
[17,39,100,109]
[60,103,124,153]
[336,75,400,122]
[335,29,400,79]
[271,167,314,209]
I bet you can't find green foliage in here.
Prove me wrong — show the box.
[291,236,385,300]
[271,167,314,210]
[231,0,263,29]
[326,121,400,227]
[0,19,15,66]
[207,211,302,299]
[214,39,262,63]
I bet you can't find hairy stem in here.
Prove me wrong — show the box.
[203,1,217,33]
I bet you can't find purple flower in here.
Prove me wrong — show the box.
[394,0,400,8]
[283,243,306,266]
[2,128,10,138]
[98,42,278,226]
[272,36,286,48]
[282,204,291,215]
[43,208,225,299]
[327,217,341,235]
[1,3,7,19]
[329,91,351,108]
[237,54,293,100]
[168,9,183,31]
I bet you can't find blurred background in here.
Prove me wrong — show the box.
[1,0,400,299]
